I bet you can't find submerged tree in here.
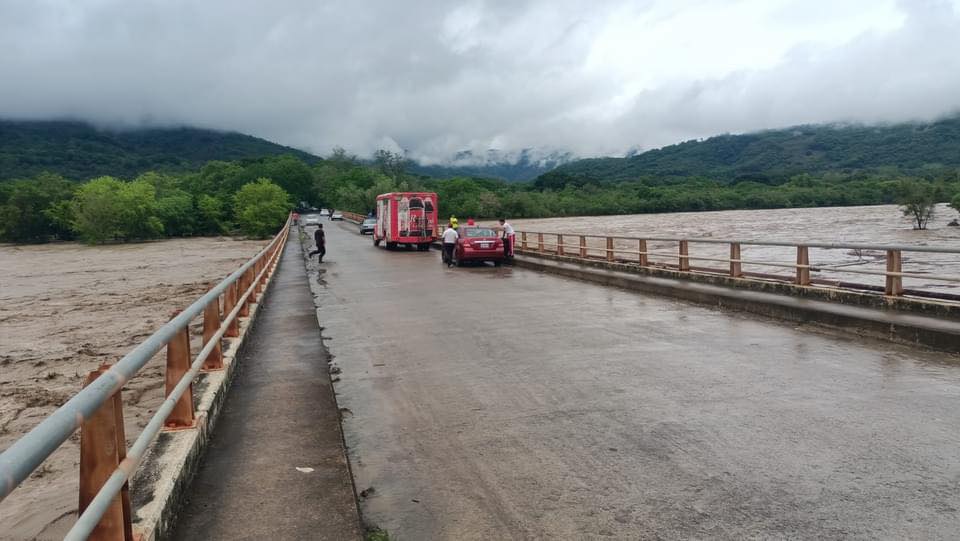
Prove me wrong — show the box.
[897,181,936,230]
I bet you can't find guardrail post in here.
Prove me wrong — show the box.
[537,233,544,253]
[796,246,811,285]
[557,234,564,256]
[79,366,133,541]
[223,282,240,337]
[164,318,195,429]
[606,237,614,262]
[730,242,743,277]
[238,269,251,317]
[249,263,260,303]
[579,236,587,258]
[679,240,690,271]
[201,297,223,371]
[885,249,904,296]
[638,239,648,266]
[521,232,528,250]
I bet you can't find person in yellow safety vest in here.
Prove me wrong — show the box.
[450,216,459,231]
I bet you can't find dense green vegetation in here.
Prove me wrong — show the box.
[3,149,960,243]
[0,120,319,181]
[0,156,309,242]
[544,115,960,185]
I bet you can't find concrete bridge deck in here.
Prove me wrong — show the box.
[176,220,960,540]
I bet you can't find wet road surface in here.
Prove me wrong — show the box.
[172,236,361,541]
[313,220,960,540]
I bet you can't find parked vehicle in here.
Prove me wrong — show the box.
[331,211,344,221]
[373,192,438,250]
[359,217,376,235]
[452,226,505,266]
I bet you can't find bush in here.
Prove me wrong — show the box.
[234,178,291,237]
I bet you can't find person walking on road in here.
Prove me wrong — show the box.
[309,224,326,263]
[441,224,459,267]
[498,218,515,263]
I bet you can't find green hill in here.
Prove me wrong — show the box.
[0,120,320,180]
[538,115,960,188]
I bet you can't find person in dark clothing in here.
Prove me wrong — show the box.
[309,224,326,262]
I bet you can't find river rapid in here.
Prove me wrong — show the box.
[511,203,960,294]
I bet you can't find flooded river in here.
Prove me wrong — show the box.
[512,204,960,294]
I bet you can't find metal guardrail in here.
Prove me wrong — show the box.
[340,210,365,223]
[515,230,960,298]
[0,216,292,539]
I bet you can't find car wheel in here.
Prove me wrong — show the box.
[386,242,397,249]
[493,260,502,267]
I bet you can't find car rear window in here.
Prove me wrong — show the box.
[464,228,495,238]
[363,218,376,224]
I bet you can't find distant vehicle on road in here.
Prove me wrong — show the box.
[373,192,439,250]
[452,226,505,266]
[319,208,330,216]
[303,215,321,226]
[359,217,377,235]
[331,211,344,221]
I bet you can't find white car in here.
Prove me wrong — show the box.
[331,211,344,221]
[319,209,331,216]
[303,215,321,226]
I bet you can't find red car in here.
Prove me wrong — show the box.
[452,226,505,266]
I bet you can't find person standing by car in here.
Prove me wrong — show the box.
[498,218,515,262]
[309,224,326,263]
[441,223,459,267]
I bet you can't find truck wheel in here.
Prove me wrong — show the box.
[494,260,502,267]
[386,242,397,250]
[374,238,381,247]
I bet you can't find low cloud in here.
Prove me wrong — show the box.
[1,0,959,162]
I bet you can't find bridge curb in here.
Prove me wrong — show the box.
[127,242,287,541]
[515,255,960,353]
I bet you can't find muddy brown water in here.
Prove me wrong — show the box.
[512,204,960,294]
[0,237,267,540]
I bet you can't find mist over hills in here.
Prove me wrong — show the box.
[539,115,960,187]
[0,120,318,180]
[3,116,960,185]
[409,149,575,182]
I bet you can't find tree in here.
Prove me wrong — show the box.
[0,173,75,242]
[373,149,410,183]
[234,178,291,237]
[196,194,227,234]
[70,177,129,243]
[70,177,163,243]
[897,180,937,230]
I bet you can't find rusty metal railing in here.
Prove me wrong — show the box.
[340,210,366,223]
[515,230,960,299]
[0,215,292,539]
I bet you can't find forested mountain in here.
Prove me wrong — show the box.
[539,115,960,188]
[0,120,320,180]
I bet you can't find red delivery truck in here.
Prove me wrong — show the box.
[373,192,439,251]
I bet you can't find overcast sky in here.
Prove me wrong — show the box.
[2,0,960,163]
